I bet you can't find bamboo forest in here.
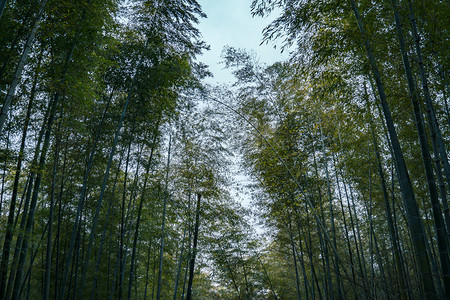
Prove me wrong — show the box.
[0,0,449,299]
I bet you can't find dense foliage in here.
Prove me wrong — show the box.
[0,0,449,299]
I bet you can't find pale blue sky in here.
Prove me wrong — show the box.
[196,0,287,84]
[195,1,290,214]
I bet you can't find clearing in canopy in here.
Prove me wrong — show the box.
[0,0,449,299]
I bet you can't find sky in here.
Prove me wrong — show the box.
[196,0,288,84]
[194,1,290,219]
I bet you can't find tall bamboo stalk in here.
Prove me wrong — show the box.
[127,125,160,300]
[0,0,48,133]
[406,0,450,233]
[156,134,172,300]
[186,193,202,300]
[390,0,450,295]
[350,1,436,297]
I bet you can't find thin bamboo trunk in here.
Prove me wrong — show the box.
[54,134,68,299]
[305,207,321,299]
[60,88,115,299]
[345,182,370,296]
[127,128,160,300]
[173,192,191,300]
[406,0,450,235]
[76,67,145,299]
[0,8,34,83]
[117,149,143,300]
[4,75,52,300]
[312,145,333,300]
[108,240,121,300]
[117,132,133,300]
[0,119,8,214]
[321,127,344,300]
[0,0,6,20]
[331,156,358,297]
[17,222,48,299]
[151,249,158,299]
[372,86,414,299]
[156,135,172,300]
[0,0,48,133]
[0,55,40,300]
[181,191,193,300]
[287,219,302,300]
[143,240,153,300]
[239,250,251,300]
[11,90,59,300]
[186,193,202,300]
[295,216,312,300]
[390,1,450,295]
[43,111,62,300]
[90,148,124,299]
[4,176,35,300]
[336,131,370,297]
[367,104,408,300]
